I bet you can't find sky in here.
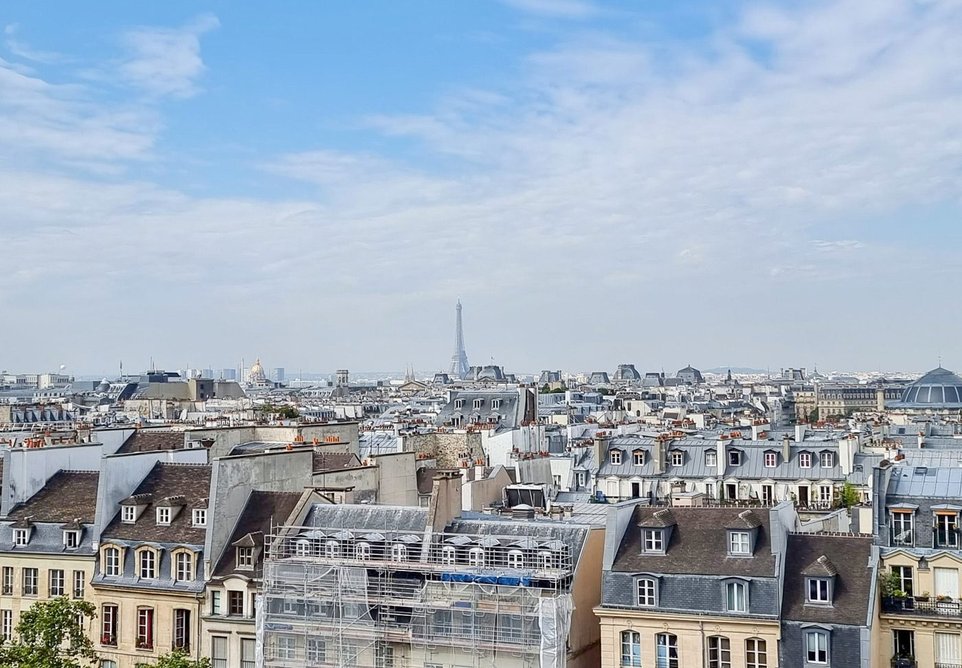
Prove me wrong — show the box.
[1,0,961,377]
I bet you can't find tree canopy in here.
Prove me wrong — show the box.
[0,597,98,668]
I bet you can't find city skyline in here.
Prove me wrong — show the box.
[3,1,961,372]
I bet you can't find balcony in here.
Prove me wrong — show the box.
[882,596,962,618]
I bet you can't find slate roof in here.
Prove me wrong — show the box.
[612,506,776,577]
[312,451,361,472]
[213,490,301,579]
[7,471,99,524]
[101,462,211,545]
[782,534,873,626]
[801,555,839,577]
[889,465,962,498]
[117,430,185,453]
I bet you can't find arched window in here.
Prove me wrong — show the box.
[390,544,407,562]
[708,636,731,668]
[137,548,157,579]
[440,545,456,565]
[355,542,371,561]
[724,580,748,612]
[507,550,524,568]
[468,547,485,567]
[746,638,767,668]
[538,551,555,569]
[620,630,641,667]
[294,539,311,557]
[325,540,340,559]
[173,551,193,582]
[103,547,121,577]
[656,633,678,668]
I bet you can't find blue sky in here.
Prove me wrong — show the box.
[2,0,961,376]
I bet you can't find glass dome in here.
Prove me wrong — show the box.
[898,367,962,406]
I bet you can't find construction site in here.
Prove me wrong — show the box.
[257,507,592,668]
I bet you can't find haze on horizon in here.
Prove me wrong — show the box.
[1,0,960,376]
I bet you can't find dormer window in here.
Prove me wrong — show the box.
[799,452,812,468]
[156,508,172,525]
[724,580,749,612]
[473,398,483,410]
[705,450,717,467]
[454,399,465,409]
[491,398,502,410]
[764,451,777,468]
[728,531,751,556]
[121,506,137,524]
[633,450,645,466]
[174,550,194,582]
[820,451,834,468]
[670,451,684,467]
[138,549,157,579]
[610,450,622,465]
[192,509,207,527]
[13,529,29,546]
[728,450,742,466]
[63,530,80,549]
[236,547,254,570]
[806,578,832,604]
[643,530,664,553]
[637,577,657,607]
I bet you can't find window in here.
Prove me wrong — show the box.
[454,399,464,409]
[295,539,311,557]
[355,542,371,561]
[644,529,664,552]
[441,545,456,565]
[764,452,777,468]
[174,551,193,582]
[229,590,245,616]
[671,451,683,467]
[73,570,85,598]
[820,452,834,467]
[210,590,222,615]
[211,636,228,668]
[236,546,254,569]
[805,630,828,664]
[728,531,751,555]
[390,544,407,562]
[705,450,717,467]
[138,549,156,579]
[100,603,118,646]
[936,513,959,548]
[22,568,38,596]
[64,530,80,549]
[762,485,774,505]
[275,635,297,660]
[746,638,768,668]
[507,550,524,568]
[818,486,832,505]
[49,569,65,596]
[611,450,622,465]
[103,547,121,576]
[307,638,326,665]
[892,565,914,597]
[173,609,191,651]
[1,609,11,641]
[156,507,171,525]
[934,632,959,666]
[539,550,555,569]
[891,511,914,546]
[728,450,742,466]
[656,633,679,668]
[708,636,731,668]
[241,638,256,668]
[376,643,395,668]
[633,451,645,466]
[637,578,656,606]
[807,578,831,604]
[2,567,12,595]
[325,540,340,559]
[13,528,29,546]
[491,399,502,410]
[192,509,207,527]
[799,452,812,468]
[621,630,641,667]
[121,506,137,523]
[136,608,154,649]
[725,581,748,612]
[468,547,485,567]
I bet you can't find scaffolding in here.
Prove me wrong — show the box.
[258,522,577,668]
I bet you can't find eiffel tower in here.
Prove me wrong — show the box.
[448,300,470,379]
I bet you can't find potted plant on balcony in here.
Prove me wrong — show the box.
[891,653,916,668]
[915,591,930,602]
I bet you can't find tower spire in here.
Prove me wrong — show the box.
[449,300,470,379]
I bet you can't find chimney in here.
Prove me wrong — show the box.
[427,471,463,534]
[918,433,925,449]
[716,436,728,478]
[795,424,806,442]
[782,435,792,463]
[653,436,666,475]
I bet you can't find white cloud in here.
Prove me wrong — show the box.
[119,14,219,98]
[500,0,599,19]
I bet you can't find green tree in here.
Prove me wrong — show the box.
[837,481,860,508]
[0,596,98,668]
[149,650,212,668]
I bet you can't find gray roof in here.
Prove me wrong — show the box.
[888,465,962,498]
[890,366,962,408]
[782,534,873,626]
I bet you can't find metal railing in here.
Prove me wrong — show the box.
[883,596,962,618]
